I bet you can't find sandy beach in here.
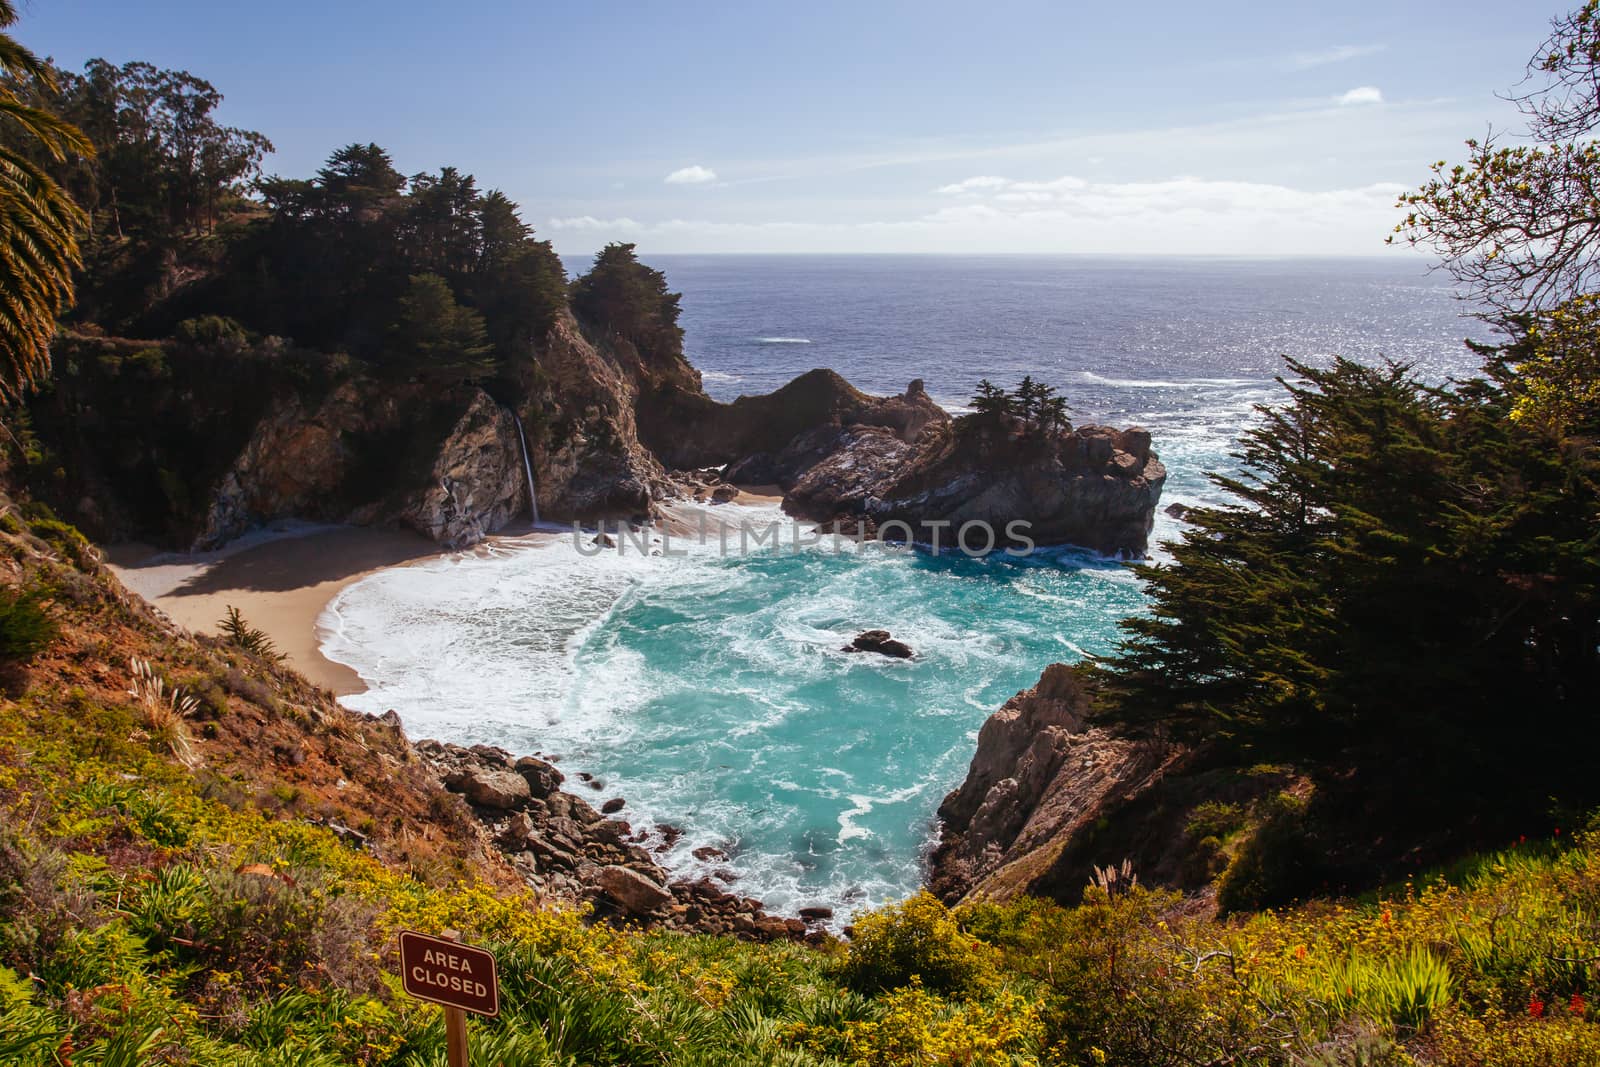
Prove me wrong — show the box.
[106,525,445,696]
[103,487,788,698]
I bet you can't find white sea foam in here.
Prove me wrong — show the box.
[755,336,812,344]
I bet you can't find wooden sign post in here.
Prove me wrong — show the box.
[399,930,499,1067]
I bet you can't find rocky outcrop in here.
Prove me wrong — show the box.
[526,314,679,522]
[643,371,949,474]
[192,309,685,551]
[645,370,1164,557]
[396,393,528,549]
[928,663,1185,904]
[843,629,915,659]
[194,383,529,551]
[415,739,816,941]
[783,421,1166,557]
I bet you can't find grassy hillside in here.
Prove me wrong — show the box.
[0,498,1596,1066]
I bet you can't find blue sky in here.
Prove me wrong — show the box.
[15,1,1567,255]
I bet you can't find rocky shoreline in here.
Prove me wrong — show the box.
[410,730,828,942]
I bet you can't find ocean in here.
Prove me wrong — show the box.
[320,255,1482,921]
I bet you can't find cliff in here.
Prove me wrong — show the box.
[22,307,684,552]
[23,321,1162,558]
[197,312,683,549]
[782,419,1166,556]
[929,662,1324,909]
[928,664,1185,903]
[639,369,948,472]
[648,370,1165,557]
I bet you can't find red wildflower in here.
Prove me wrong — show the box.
[1529,998,1546,1018]
[1572,993,1587,1016]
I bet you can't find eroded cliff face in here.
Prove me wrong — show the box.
[194,309,683,551]
[928,664,1185,904]
[195,383,527,551]
[39,311,1164,559]
[525,314,677,521]
[761,415,1166,557]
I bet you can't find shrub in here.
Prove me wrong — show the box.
[220,666,278,709]
[1218,790,1318,912]
[1423,1006,1600,1066]
[175,315,249,349]
[0,586,56,663]
[841,891,998,997]
[127,657,201,766]
[219,606,284,663]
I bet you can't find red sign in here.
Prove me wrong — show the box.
[399,931,499,1017]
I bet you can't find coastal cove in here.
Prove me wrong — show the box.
[94,256,1485,924]
[7,4,1600,1059]
[320,502,1150,919]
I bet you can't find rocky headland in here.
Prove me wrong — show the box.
[927,662,1314,911]
[28,321,1164,558]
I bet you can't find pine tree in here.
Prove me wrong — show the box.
[1015,375,1040,429]
[1101,356,1599,830]
[1040,394,1072,435]
[386,273,495,383]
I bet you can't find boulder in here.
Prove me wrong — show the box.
[1114,427,1152,465]
[798,906,834,922]
[514,755,564,798]
[601,797,626,815]
[497,811,538,850]
[709,484,739,503]
[598,865,673,915]
[844,629,915,659]
[444,765,531,810]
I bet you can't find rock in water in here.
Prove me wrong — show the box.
[598,865,673,915]
[843,629,915,659]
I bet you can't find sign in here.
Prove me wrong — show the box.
[399,931,499,1017]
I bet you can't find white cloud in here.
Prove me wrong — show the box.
[1285,43,1386,71]
[665,165,718,185]
[934,175,1011,194]
[548,215,643,232]
[1336,86,1384,107]
[547,175,1412,257]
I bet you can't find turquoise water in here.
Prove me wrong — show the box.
[324,256,1483,919]
[323,518,1145,917]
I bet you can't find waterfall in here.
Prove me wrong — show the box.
[509,409,540,526]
